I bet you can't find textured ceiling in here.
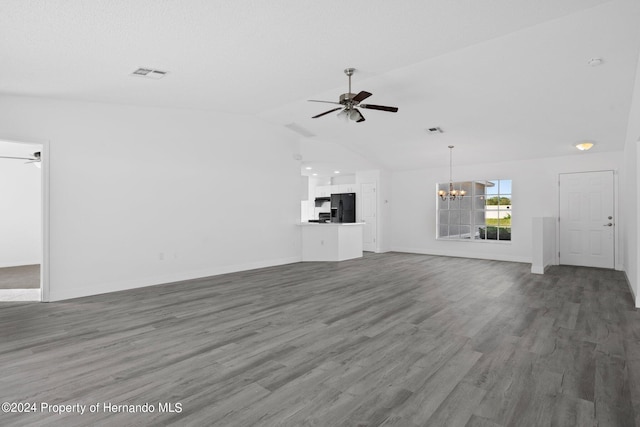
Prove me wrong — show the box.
[2,0,639,175]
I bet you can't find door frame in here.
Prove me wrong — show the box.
[0,136,50,301]
[557,169,620,270]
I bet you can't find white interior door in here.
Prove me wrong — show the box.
[361,183,377,252]
[559,171,614,268]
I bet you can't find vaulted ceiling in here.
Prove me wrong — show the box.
[2,0,639,176]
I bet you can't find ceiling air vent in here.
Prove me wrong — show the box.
[131,68,168,79]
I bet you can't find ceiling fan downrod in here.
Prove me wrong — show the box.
[344,68,355,100]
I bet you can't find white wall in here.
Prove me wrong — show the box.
[0,95,302,301]
[391,151,623,264]
[331,174,356,185]
[0,158,41,267]
[356,169,392,253]
[378,169,392,253]
[622,138,638,304]
[531,217,556,274]
[621,51,640,306]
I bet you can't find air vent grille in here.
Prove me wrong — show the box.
[131,68,168,79]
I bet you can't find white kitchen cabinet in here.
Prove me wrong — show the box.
[316,184,358,198]
[331,184,346,194]
[315,185,332,198]
[343,184,358,193]
[299,223,364,261]
[331,184,358,194]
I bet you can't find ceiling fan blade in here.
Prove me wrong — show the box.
[312,107,343,118]
[308,100,341,105]
[359,104,399,113]
[351,91,372,103]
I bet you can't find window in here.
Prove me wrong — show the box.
[437,179,512,241]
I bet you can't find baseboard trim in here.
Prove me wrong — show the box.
[531,266,545,275]
[390,246,530,264]
[531,262,555,275]
[48,255,302,302]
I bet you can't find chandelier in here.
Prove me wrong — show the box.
[438,145,466,201]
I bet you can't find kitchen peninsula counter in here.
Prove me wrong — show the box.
[298,222,364,261]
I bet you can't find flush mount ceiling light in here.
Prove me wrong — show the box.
[131,67,168,79]
[438,145,465,201]
[575,142,595,151]
[588,58,604,67]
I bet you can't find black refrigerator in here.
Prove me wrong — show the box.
[330,193,356,223]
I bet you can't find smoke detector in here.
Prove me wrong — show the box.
[131,68,168,79]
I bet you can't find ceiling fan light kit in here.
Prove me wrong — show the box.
[309,68,398,123]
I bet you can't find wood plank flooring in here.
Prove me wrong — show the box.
[0,264,40,289]
[0,253,638,426]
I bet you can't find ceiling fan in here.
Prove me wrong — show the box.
[0,152,41,165]
[309,68,398,123]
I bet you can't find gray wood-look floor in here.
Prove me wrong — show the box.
[0,253,638,426]
[0,264,40,289]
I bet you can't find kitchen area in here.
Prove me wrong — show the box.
[298,167,390,260]
[299,177,365,262]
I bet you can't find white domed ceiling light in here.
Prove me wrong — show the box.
[575,142,595,151]
[588,58,604,67]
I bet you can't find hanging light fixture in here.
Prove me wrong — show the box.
[438,145,465,201]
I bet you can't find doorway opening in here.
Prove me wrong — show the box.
[0,140,44,301]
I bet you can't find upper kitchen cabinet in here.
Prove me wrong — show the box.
[315,185,332,198]
[332,184,358,194]
[343,184,358,193]
[314,183,359,198]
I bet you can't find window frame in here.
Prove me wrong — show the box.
[436,179,512,243]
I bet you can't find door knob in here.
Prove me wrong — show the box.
[604,223,613,227]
